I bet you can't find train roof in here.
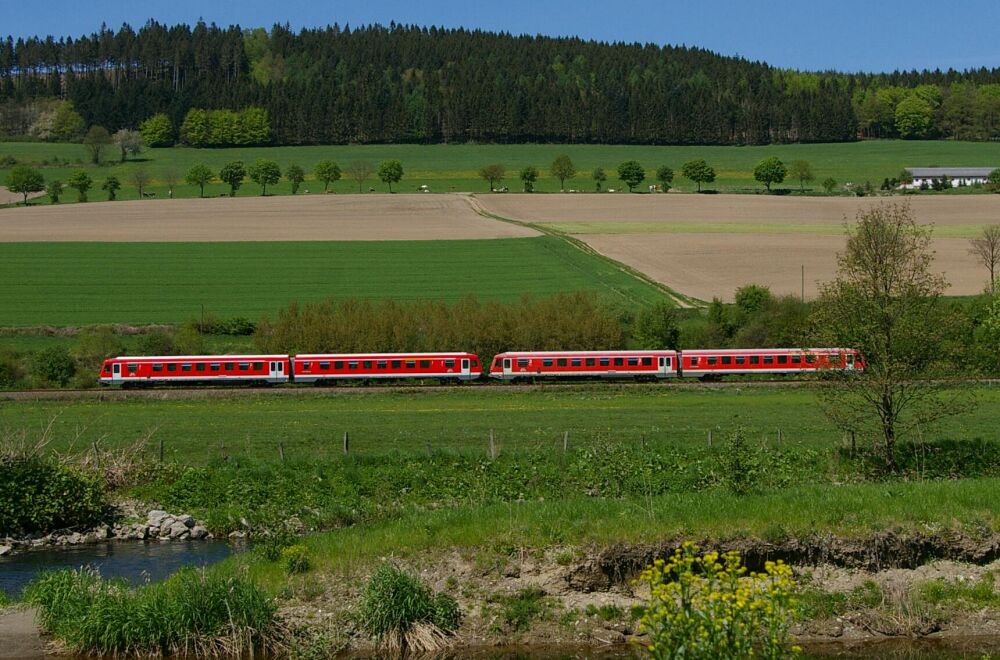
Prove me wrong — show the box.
[294,352,476,358]
[109,355,290,361]
[681,348,854,354]
[494,350,677,357]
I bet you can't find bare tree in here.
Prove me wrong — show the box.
[130,168,152,199]
[811,202,971,473]
[162,168,179,198]
[348,160,374,193]
[113,128,144,162]
[969,225,1000,294]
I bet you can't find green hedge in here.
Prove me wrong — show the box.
[0,456,105,535]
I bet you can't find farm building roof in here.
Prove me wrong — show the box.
[905,167,996,177]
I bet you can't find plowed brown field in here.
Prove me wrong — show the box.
[478,194,1000,300]
[0,194,538,241]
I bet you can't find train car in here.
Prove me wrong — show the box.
[488,350,679,380]
[99,355,291,385]
[679,348,862,378]
[291,352,482,382]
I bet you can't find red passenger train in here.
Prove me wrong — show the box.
[100,348,861,386]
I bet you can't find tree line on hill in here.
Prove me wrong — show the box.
[3,22,1000,146]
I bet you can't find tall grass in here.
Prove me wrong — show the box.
[25,566,282,657]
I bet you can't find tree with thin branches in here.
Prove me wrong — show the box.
[969,225,1000,294]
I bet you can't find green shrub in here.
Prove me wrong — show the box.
[25,567,278,656]
[717,426,764,495]
[281,544,311,575]
[0,455,105,535]
[31,346,75,386]
[358,564,460,645]
[487,587,552,632]
[0,352,25,388]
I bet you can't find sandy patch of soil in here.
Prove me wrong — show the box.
[0,194,539,242]
[583,232,985,300]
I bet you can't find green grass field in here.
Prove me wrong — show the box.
[4,385,993,463]
[0,237,666,326]
[2,140,999,202]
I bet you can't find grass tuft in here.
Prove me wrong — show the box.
[357,563,460,652]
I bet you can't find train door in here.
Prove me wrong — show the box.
[503,357,512,379]
[659,355,670,378]
[845,352,855,370]
[461,358,471,378]
[268,360,283,383]
[112,362,122,384]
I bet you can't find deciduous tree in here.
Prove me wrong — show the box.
[46,179,63,203]
[185,163,215,197]
[811,202,968,472]
[988,169,1000,192]
[822,177,838,194]
[551,155,576,191]
[519,165,539,192]
[789,160,814,191]
[82,125,111,164]
[248,158,281,195]
[218,161,246,197]
[129,168,151,198]
[286,164,305,194]
[753,156,787,192]
[113,129,143,162]
[592,167,607,191]
[5,165,44,204]
[681,159,715,192]
[377,159,403,192]
[348,160,375,193]
[314,160,341,192]
[617,161,645,192]
[655,165,674,192]
[101,175,121,201]
[969,225,1000,293]
[66,170,92,202]
[139,113,174,147]
[478,164,506,191]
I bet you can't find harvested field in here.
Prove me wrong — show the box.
[0,194,537,242]
[479,194,1000,300]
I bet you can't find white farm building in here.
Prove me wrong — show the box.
[903,167,996,189]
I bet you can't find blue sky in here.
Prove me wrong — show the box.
[7,0,1000,73]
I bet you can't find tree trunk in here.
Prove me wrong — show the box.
[881,392,897,472]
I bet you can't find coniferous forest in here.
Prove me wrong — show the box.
[2,21,1000,146]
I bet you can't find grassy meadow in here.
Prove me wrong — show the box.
[2,140,1000,202]
[0,236,666,326]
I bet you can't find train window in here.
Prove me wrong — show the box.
[735,356,745,365]
[196,363,206,372]
[665,357,672,366]
[614,358,624,366]
[763,356,774,365]
[239,362,250,371]
[543,359,554,367]
[600,358,610,367]
[628,358,639,366]
[583,358,593,367]
[377,361,388,369]
[721,356,732,365]
[420,360,431,368]
[167,363,177,372]
[829,354,841,366]
[182,364,192,372]
[517,359,530,368]
[103,364,111,373]
[806,355,817,364]
[152,364,163,372]
[791,355,801,364]
[319,361,330,370]
[642,357,652,366]
[557,359,567,367]
[301,362,311,370]
[690,357,699,366]
[253,362,263,370]
[127,363,138,373]
[210,363,221,371]
[392,360,401,369]
[749,356,760,365]
[572,359,582,367]
[349,361,359,370]
[225,363,234,370]
[363,361,372,369]
[707,357,717,366]
[334,362,343,369]
[444,360,455,368]
[777,355,788,365]
[406,360,416,368]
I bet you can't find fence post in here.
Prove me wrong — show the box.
[279,442,285,463]
[563,431,568,453]
[343,431,349,455]
[92,441,100,470]
[158,438,164,464]
[489,429,496,460]
[708,430,713,447]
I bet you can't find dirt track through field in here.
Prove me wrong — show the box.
[478,194,1000,300]
[0,186,44,206]
[0,194,538,241]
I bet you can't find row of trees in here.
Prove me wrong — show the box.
[8,22,999,145]
[183,158,404,196]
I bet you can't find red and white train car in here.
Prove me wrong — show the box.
[488,350,679,380]
[291,352,482,382]
[99,355,291,385]
[680,348,861,378]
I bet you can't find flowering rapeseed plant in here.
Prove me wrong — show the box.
[635,541,800,659]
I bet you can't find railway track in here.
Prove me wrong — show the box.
[3,378,996,401]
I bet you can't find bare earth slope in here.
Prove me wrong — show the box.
[0,194,538,242]
[478,194,1000,300]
